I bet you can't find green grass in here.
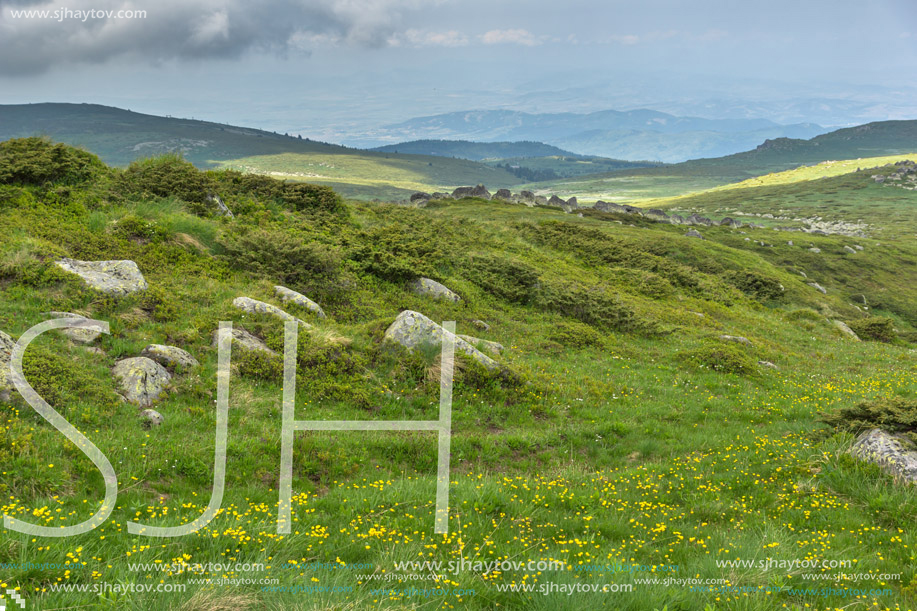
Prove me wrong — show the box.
[2,142,917,610]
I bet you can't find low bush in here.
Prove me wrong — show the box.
[0,138,107,186]
[119,154,217,215]
[821,396,917,442]
[465,255,540,304]
[548,320,604,348]
[847,317,896,342]
[679,340,755,375]
[727,270,785,302]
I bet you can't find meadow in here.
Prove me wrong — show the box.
[1,139,916,610]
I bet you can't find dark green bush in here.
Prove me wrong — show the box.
[679,340,755,375]
[0,138,106,186]
[218,226,341,292]
[111,214,168,243]
[281,183,344,215]
[536,281,646,333]
[847,317,896,342]
[465,255,540,304]
[235,349,284,381]
[821,396,917,442]
[349,223,445,282]
[548,320,604,348]
[784,308,822,322]
[727,270,785,302]
[119,154,217,214]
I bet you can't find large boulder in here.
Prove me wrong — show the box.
[55,258,148,295]
[384,311,499,370]
[518,190,535,204]
[0,330,13,401]
[458,335,504,355]
[547,195,566,208]
[808,282,827,294]
[212,328,276,356]
[47,311,102,343]
[850,429,917,484]
[833,320,861,341]
[140,344,199,370]
[720,334,752,346]
[644,209,670,222]
[232,297,313,329]
[470,184,492,199]
[493,189,513,201]
[409,277,461,303]
[274,286,326,318]
[112,357,171,407]
[410,192,431,204]
[685,229,704,239]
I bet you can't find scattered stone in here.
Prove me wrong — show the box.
[851,294,868,306]
[518,190,535,204]
[808,282,827,294]
[209,195,234,218]
[140,344,199,370]
[833,320,861,341]
[547,195,566,208]
[47,311,103,343]
[274,285,327,318]
[140,408,164,429]
[787,240,794,246]
[55,258,148,295]
[799,270,807,278]
[719,217,740,228]
[232,297,313,329]
[720,335,752,346]
[0,330,13,401]
[457,335,504,355]
[843,245,857,254]
[854,244,864,251]
[669,214,685,225]
[685,229,704,239]
[849,429,917,484]
[808,247,821,254]
[409,277,461,303]
[212,328,276,356]
[470,184,492,199]
[471,319,491,331]
[689,311,705,318]
[757,360,779,370]
[410,192,431,204]
[112,357,171,407]
[384,310,499,370]
[430,192,452,200]
[645,209,670,222]
[493,189,513,201]
[534,195,548,206]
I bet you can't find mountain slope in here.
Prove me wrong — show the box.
[369,139,578,160]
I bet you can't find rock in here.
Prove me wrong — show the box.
[430,192,452,200]
[719,217,740,228]
[451,186,475,199]
[471,184,491,199]
[720,335,752,346]
[47,311,102,343]
[808,282,827,294]
[409,277,461,303]
[534,195,548,206]
[274,285,327,318]
[833,320,861,341]
[854,244,864,251]
[787,240,794,246]
[547,195,566,208]
[669,214,685,225]
[457,335,504,355]
[798,270,807,278]
[518,190,535,204]
[410,192,432,204]
[140,344,199,370]
[209,195,234,218]
[112,357,171,407]
[55,258,148,295]
[685,229,704,239]
[212,328,276,356]
[594,201,623,213]
[566,196,579,208]
[644,209,670,222]
[232,297,313,329]
[744,237,751,242]
[851,294,868,306]
[384,310,499,370]
[686,214,712,226]
[493,189,513,201]
[471,319,490,331]
[849,429,917,484]
[0,330,14,400]
[843,245,857,254]
[757,360,778,370]
[140,408,164,429]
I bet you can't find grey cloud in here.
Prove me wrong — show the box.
[0,0,429,76]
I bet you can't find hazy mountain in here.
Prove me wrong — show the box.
[369,139,579,160]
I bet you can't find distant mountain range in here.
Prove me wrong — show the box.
[351,109,829,163]
[369,139,579,160]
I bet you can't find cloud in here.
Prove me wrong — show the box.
[394,28,468,47]
[480,28,539,46]
[0,0,435,76]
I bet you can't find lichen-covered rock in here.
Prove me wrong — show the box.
[833,320,861,341]
[0,329,14,401]
[808,282,827,294]
[409,278,461,303]
[140,408,164,429]
[212,328,276,356]
[493,189,513,201]
[685,229,704,239]
[274,286,326,318]
[471,319,490,331]
[843,245,857,254]
[758,360,778,370]
[47,311,102,343]
[458,334,504,355]
[384,311,499,370]
[140,344,199,370]
[55,258,148,295]
[112,357,171,407]
[849,428,917,484]
[720,335,752,346]
[232,296,313,329]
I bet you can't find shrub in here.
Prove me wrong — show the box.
[0,138,107,186]
[784,308,822,322]
[821,396,917,442]
[111,214,168,243]
[281,183,344,215]
[465,255,540,304]
[235,349,284,380]
[218,226,341,292]
[727,270,785,302]
[548,320,604,348]
[119,154,217,214]
[536,281,647,334]
[349,223,444,282]
[679,340,755,375]
[847,317,896,342]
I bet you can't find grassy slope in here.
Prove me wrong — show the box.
[1,147,917,610]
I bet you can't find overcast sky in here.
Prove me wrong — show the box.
[0,0,915,138]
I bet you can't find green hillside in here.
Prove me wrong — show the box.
[2,138,917,610]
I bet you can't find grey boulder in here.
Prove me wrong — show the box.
[47,311,103,343]
[274,285,326,318]
[833,320,861,341]
[409,277,461,303]
[849,429,917,484]
[233,297,313,329]
[384,311,500,370]
[113,357,171,407]
[140,344,199,370]
[212,328,276,356]
[140,408,164,429]
[55,258,148,295]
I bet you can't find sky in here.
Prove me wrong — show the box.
[0,0,915,141]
